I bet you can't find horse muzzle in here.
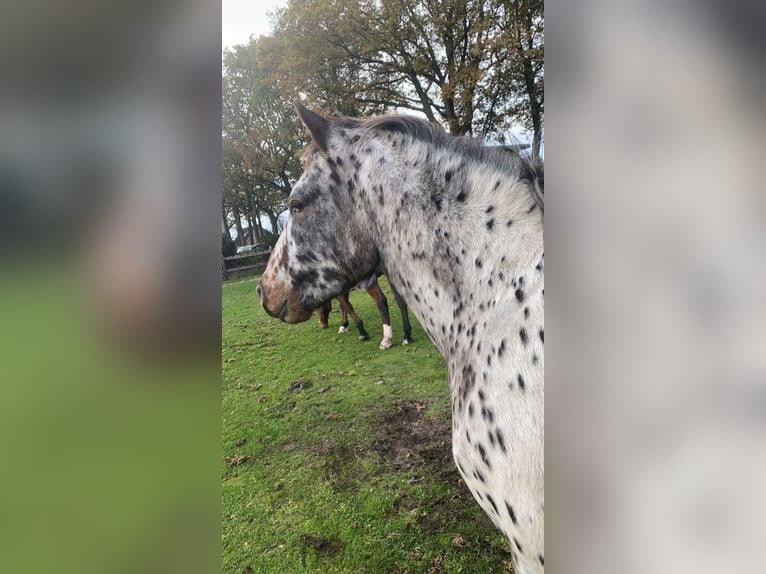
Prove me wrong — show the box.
[257,279,312,324]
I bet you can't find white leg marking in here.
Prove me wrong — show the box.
[338,325,348,334]
[379,324,393,350]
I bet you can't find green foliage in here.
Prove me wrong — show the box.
[222,39,305,235]
[222,277,511,573]
[222,232,237,257]
[272,0,543,146]
[260,228,279,250]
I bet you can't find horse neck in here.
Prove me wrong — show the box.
[368,145,544,359]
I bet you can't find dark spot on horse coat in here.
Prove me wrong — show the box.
[538,555,544,566]
[524,306,530,319]
[430,189,443,211]
[486,494,499,515]
[539,328,544,343]
[456,190,467,202]
[445,170,452,182]
[486,218,495,231]
[459,365,475,411]
[517,373,526,391]
[293,268,319,285]
[515,288,525,303]
[321,267,338,282]
[475,257,483,268]
[477,443,491,468]
[519,328,528,345]
[297,251,318,264]
[514,538,524,554]
[505,501,518,525]
[495,428,507,453]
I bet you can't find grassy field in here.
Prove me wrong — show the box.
[222,276,512,573]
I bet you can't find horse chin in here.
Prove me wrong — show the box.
[280,301,313,324]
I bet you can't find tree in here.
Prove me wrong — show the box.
[222,232,236,257]
[495,0,544,156]
[222,38,307,236]
[273,0,543,144]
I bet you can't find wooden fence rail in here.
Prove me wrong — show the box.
[222,249,271,280]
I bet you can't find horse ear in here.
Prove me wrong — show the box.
[294,100,331,152]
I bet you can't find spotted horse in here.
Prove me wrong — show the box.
[257,102,544,573]
[315,273,413,349]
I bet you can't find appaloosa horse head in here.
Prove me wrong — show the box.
[258,102,544,573]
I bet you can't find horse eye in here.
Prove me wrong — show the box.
[290,201,305,215]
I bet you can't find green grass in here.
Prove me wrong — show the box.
[222,276,511,573]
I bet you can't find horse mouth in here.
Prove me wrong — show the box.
[262,298,289,321]
[277,300,288,321]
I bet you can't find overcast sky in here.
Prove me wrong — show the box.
[222,0,286,50]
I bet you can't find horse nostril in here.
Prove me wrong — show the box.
[256,283,262,298]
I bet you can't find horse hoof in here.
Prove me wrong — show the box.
[402,339,411,345]
[379,340,392,350]
[358,334,370,341]
[338,326,348,333]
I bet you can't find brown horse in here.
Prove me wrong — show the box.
[316,274,412,350]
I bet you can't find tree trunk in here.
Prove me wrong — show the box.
[268,211,279,235]
[246,214,256,245]
[255,215,264,243]
[233,204,245,246]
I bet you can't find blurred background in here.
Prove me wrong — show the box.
[0,0,221,572]
[547,1,766,573]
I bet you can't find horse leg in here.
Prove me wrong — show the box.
[337,295,349,333]
[317,300,332,329]
[366,281,393,350]
[388,280,413,344]
[336,293,369,341]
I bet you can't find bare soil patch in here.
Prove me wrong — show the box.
[371,400,457,481]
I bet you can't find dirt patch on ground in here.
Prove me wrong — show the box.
[309,439,367,494]
[288,378,313,392]
[307,401,461,495]
[371,400,457,481]
[299,533,344,557]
